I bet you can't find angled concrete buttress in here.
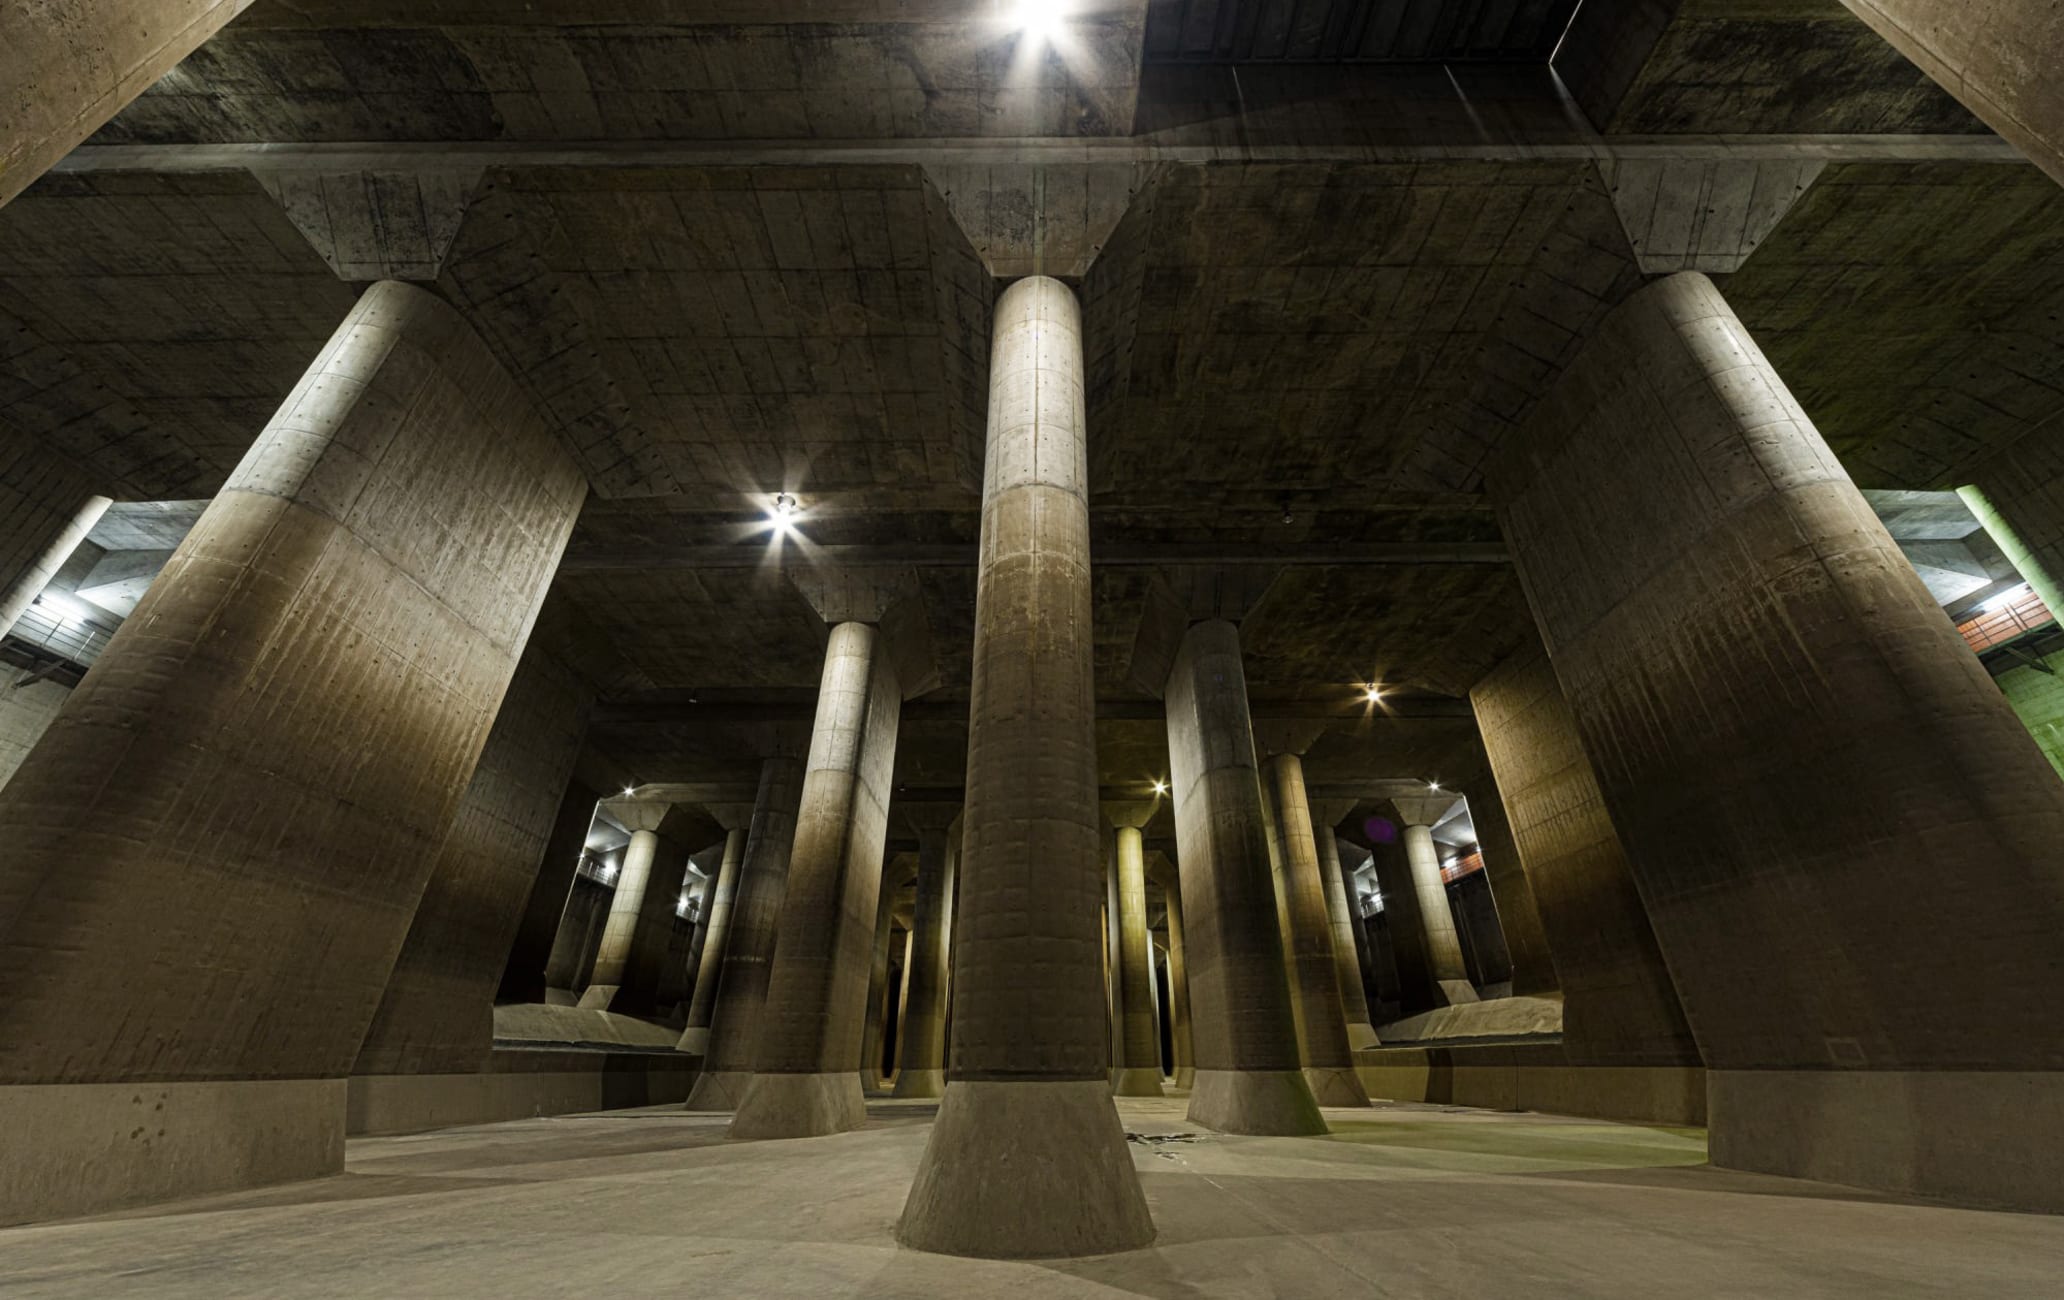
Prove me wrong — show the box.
[1163,621,1327,1137]
[683,754,804,1110]
[1105,803,1168,1097]
[898,276,1155,1258]
[0,0,257,209]
[1486,270,2064,1213]
[0,280,585,1225]
[730,612,905,1140]
[0,424,109,639]
[678,819,748,1052]
[1311,803,1382,1052]
[1259,756,1372,1107]
[893,806,960,1099]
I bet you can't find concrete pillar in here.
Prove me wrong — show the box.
[1836,1,2064,191]
[893,810,959,1099]
[499,777,603,1005]
[862,876,899,1091]
[544,855,606,999]
[1311,806,1381,1051]
[1259,756,1371,1107]
[355,645,592,1077]
[1462,777,1559,998]
[1487,270,2064,1212]
[683,754,803,1110]
[1958,479,2064,620]
[0,280,584,1224]
[0,0,257,209]
[1104,811,1166,1097]
[1472,639,1699,1074]
[1391,795,1478,1007]
[1161,875,1195,1090]
[1162,620,1325,1136]
[731,621,901,1140]
[679,825,747,1051]
[578,801,672,1011]
[1104,839,1125,1074]
[898,276,1153,1257]
[0,479,109,641]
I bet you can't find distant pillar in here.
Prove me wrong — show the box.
[862,878,899,1092]
[1162,875,1195,1090]
[1312,809,1381,1051]
[578,801,672,1011]
[1958,481,2064,621]
[898,276,1153,1257]
[1391,795,1477,1007]
[1259,755,1371,1107]
[1105,809,1166,1097]
[1163,620,1325,1136]
[499,778,603,1006]
[894,810,959,1099]
[731,621,901,1140]
[679,825,747,1051]
[683,754,804,1111]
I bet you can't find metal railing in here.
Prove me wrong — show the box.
[5,601,114,669]
[1440,850,1485,885]
[1958,586,2057,655]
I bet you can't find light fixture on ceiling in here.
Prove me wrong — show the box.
[1363,683,1384,703]
[769,492,801,536]
[1982,583,2031,613]
[1012,0,1072,43]
[1152,780,1169,796]
[1428,780,1442,792]
[622,785,636,797]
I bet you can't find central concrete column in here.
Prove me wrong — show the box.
[1105,808,1166,1097]
[898,276,1153,1257]
[1312,803,1381,1051]
[862,871,901,1091]
[578,800,671,1011]
[894,808,960,1099]
[730,621,901,1140]
[1164,620,1326,1136]
[678,823,747,1051]
[1391,795,1478,1007]
[1259,755,1371,1107]
[683,754,803,1110]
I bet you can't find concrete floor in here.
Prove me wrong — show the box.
[4,1098,2057,1297]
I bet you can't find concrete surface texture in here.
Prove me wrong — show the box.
[1487,270,2064,1209]
[6,1099,2063,1299]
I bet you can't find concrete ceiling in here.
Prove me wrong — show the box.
[9,2,2064,813]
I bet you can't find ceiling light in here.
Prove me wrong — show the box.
[1428,781,1442,792]
[1982,583,2030,613]
[768,492,802,537]
[1012,0,1071,42]
[1363,684,1384,702]
[1152,780,1169,796]
[622,785,636,797]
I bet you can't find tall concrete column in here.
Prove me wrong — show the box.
[1162,620,1325,1136]
[1159,872,1195,1090]
[1311,805,1381,1051]
[894,809,959,1099]
[1259,756,1371,1107]
[731,621,902,1139]
[1104,839,1125,1074]
[0,472,109,640]
[1105,808,1166,1097]
[1391,795,1478,1007]
[679,824,747,1052]
[1487,270,2064,1212]
[1958,479,2064,620]
[0,280,584,1224]
[899,276,1153,1257]
[861,876,899,1091]
[578,800,672,1011]
[683,754,803,1110]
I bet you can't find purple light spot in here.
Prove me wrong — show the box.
[1364,815,1398,845]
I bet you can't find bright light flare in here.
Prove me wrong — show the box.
[1012,0,1072,43]
[1151,780,1169,797]
[1363,683,1384,703]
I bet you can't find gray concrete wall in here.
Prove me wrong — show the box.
[0,667,70,790]
[1486,271,2064,1211]
[1471,640,1699,1068]
[0,280,585,1224]
[354,634,594,1076]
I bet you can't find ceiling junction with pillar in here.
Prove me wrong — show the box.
[2,0,2064,1292]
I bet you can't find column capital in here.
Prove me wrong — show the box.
[1102,799,1162,831]
[1253,720,1328,759]
[704,803,757,833]
[600,795,671,834]
[1389,793,1463,829]
[896,802,963,838]
[1308,800,1358,833]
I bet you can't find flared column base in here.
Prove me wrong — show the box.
[892,1067,945,1099]
[897,1079,1156,1258]
[729,1071,867,1139]
[1187,1069,1328,1136]
[1111,1067,1166,1098]
[1305,1065,1373,1108]
[683,1069,753,1112]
